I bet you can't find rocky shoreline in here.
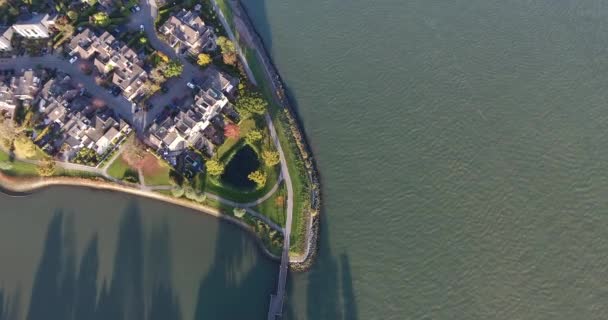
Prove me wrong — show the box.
[0,173,281,262]
[217,0,323,271]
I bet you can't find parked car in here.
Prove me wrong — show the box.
[135,5,140,11]
[69,56,78,64]
[139,24,145,32]
[186,82,196,89]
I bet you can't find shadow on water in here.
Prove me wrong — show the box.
[0,199,277,320]
[239,0,273,55]
[282,214,359,320]
[193,219,277,319]
[0,202,181,320]
[0,287,20,320]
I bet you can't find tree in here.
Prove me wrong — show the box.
[37,157,56,177]
[73,147,98,166]
[0,118,17,149]
[262,150,280,167]
[161,60,183,78]
[184,185,206,203]
[233,207,246,218]
[224,123,240,139]
[123,136,147,168]
[92,12,110,27]
[248,170,267,189]
[171,185,184,198]
[216,36,237,66]
[13,135,36,159]
[222,52,238,66]
[197,53,212,67]
[206,159,224,176]
[237,92,268,116]
[67,10,78,21]
[245,130,262,144]
[216,36,236,54]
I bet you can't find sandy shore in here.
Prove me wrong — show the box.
[0,173,280,261]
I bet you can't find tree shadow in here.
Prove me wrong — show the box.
[193,220,277,319]
[15,201,182,320]
[0,287,20,320]
[282,214,359,320]
[238,0,273,53]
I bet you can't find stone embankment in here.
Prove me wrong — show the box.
[223,0,323,270]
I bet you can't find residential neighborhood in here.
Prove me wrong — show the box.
[0,0,246,177]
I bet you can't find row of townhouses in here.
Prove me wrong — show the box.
[0,69,130,162]
[160,9,217,56]
[68,28,148,101]
[146,66,239,165]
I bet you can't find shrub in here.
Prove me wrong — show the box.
[171,186,184,197]
[206,159,224,176]
[248,170,267,189]
[37,157,56,177]
[262,150,280,167]
[0,161,13,170]
[245,130,262,144]
[197,53,212,67]
[236,92,268,116]
[233,207,246,218]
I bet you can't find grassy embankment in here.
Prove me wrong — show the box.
[106,151,172,186]
[0,148,101,179]
[214,0,311,254]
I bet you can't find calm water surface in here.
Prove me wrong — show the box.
[4,0,608,319]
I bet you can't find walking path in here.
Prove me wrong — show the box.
[203,1,297,318]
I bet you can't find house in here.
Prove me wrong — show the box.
[0,83,16,117]
[193,85,229,125]
[58,109,130,160]
[159,9,216,56]
[200,65,238,97]
[11,70,41,101]
[0,14,57,52]
[145,106,217,161]
[0,28,14,51]
[84,110,130,155]
[69,29,148,101]
[12,14,57,39]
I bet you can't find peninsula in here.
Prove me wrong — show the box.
[0,0,320,295]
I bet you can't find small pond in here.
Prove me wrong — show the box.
[221,145,260,190]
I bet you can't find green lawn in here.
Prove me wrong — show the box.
[0,149,39,176]
[106,154,139,183]
[214,118,255,160]
[242,48,310,253]
[107,155,131,180]
[142,158,172,186]
[253,182,287,227]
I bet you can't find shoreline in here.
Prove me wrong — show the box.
[214,0,323,271]
[0,173,281,262]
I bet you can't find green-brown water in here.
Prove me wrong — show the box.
[3,0,608,318]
